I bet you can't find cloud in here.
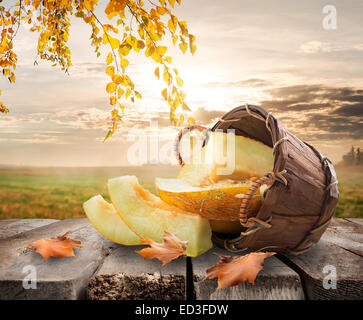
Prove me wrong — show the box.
[333,103,363,117]
[300,41,363,54]
[300,41,334,54]
[191,107,226,125]
[258,83,363,142]
[203,78,271,89]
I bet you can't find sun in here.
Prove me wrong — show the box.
[182,69,266,110]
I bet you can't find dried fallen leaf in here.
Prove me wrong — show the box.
[204,251,275,289]
[27,232,82,260]
[136,232,188,266]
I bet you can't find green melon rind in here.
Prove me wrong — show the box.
[108,175,213,257]
[83,194,142,245]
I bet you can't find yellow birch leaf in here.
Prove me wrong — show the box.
[84,0,93,12]
[109,37,120,49]
[106,52,114,65]
[137,40,145,49]
[112,121,117,133]
[168,0,175,8]
[102,33,108,44]
[156,6,167,15]
[182,102,191,111]
[106,82,117,94]
[168,18,176,32]
[151,52,162,63]
[117,87,124,99]
[104,130,113,142]
[172,35,177,45]
[178,114,184,126]
[106,66,115,77]
[157,46,167,57]
[119,44,131,56]
[112,74,122,84]
[179,42,187,54]
[161,88,168,100]
[154,67,160,79]
[110,96,117,105]
[121,58,129,70]
[126,88,131,99]
[187,117,195,125]
[163,68,171,85]
[138,26,145,39]
[111,109,121,120]
[178,21,188,37]
[176,77,183,87]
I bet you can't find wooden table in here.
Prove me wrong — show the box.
[0,218,361,300]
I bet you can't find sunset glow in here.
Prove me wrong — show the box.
[0,0,362,166]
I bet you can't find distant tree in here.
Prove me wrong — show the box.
[356,148,361,166]
[350,146,355,161]
[342,146,355,166]
[0,0,196,140]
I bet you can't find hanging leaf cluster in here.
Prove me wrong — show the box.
[0,0,196,139]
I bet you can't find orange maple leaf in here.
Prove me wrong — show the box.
[136,232,188,266]
[27,232,82,260]
[204,251,275,289]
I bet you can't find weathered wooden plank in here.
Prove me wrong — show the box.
[279,238,363,300]
[322,218,363,256]
[345,218,363,228]
[0,219,58,240]
[0,218,117,300]
[192,248,304,300]
[87,245,186,300]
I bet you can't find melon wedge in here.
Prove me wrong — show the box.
[83,195,142,245]
[155,178,262,222]
[108,175,213,257]
[178,131,274,187]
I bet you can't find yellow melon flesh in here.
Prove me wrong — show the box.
[83,195,142,245]
[155,178,262,222]
[108,175,213,257]
[178,131,273,187]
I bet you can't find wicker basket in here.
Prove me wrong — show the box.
[176,104,339,255]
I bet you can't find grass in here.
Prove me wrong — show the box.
[0,166,178,220]
[0,165,361,220]
[334,165,363,218]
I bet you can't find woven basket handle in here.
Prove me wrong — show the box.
[237,171,286,228]
[175,125,209,166]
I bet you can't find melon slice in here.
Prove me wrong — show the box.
[155,177,262,222]
[108,175,213,257]
[178,131,274,187]
[83,195,142,245]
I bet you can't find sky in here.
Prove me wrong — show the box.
[0,0,362,166]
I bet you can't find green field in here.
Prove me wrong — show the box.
[333,166,363,218]
[0,165,361,219]
[0,166,179,220]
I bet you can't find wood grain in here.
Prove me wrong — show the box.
[192,247,304,300]
[278,237,362,300]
